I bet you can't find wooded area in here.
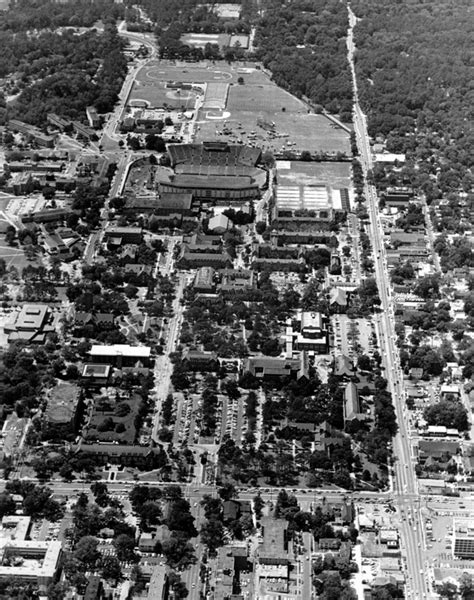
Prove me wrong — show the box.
[352,0,473,199]
[254,0,353,121]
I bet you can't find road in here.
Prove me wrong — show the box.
[151,272,187,443]
[348,7,430,598]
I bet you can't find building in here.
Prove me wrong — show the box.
[182,349,219,372]
[86,106,101,129]
[88,344,151,368]
[0,515,62,593]
[177,247,233,269]
[154,192,195,222]
[4,304,53,343]
[43,383,83,438]
[74,443,166,469]
[147,564,169,600]
[329,287,349,313]
[285,311,329,355]
[193,267,215,292]
[83,575,103,600]
[333,355,355,378]
[47,113,71,131]
[21,208,72,224]
[244,352,308,382]
[252,257,306,273]
[208,213,231,234]
[81,364,112,387]
[382,187,414,206]
[104,226,143,246]
[218,268,255,296]
[256,518,300,600]
[8,119,56,148]
[453,519,474,560]
[344,382,365,422]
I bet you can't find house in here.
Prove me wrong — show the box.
[182,349,219,372]
[329,287,349,313]
[244,352,309,382]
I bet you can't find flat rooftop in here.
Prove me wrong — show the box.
[89,344,151,358]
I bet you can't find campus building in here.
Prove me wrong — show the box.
[4,304,54,344]
[285,311,329,355]
[0,516,62,593]
[88,344,151,368]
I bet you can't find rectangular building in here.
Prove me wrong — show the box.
[88,344,151,368]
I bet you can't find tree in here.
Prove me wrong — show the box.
[100,556,122,582]
[74,536,100,566]
[437,582,459,600]
[0,494,15,518]
[424,398,469,431]
[113,534,138,562]
[200,518,225,554]
[162,536,197,569]
[168,571,189,599]
[218,483,237,501]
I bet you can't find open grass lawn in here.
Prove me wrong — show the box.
[226,83,307,113]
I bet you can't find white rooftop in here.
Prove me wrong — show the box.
[90,344,151,358]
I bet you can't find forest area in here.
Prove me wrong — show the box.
[0,0,128,127]
[253,0,353,121]
[352,0,473,202]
